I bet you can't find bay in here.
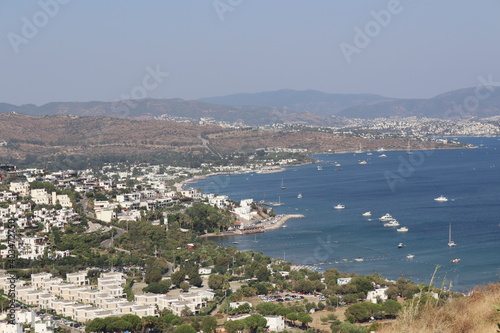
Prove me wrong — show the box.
[189,137,500,292]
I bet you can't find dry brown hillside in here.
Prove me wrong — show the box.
[379,283,500,333]
[0,113,459,162]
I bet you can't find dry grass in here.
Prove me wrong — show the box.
[379,283,500,333]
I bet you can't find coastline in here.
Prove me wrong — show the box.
[200,213,304,238]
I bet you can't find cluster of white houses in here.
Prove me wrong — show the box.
[0,271,216,324]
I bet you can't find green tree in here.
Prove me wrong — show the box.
[180,281,190,292]
[201,316,218,333]
[208,274,225,290]
[256,302,277,316]
[85,318,106,333]
[381,299,402,318]
[171,269,186,287]
[174,323,196,333]
[121,314,142,331]
[243,314,267,333]
[297,312,313,327]
[345,302,381,323]
[224,320,245,333]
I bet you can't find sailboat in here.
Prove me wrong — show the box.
[281,178,286,190]
[448,223,456,247]
[406,140,413,155]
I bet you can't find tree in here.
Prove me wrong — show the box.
[256,302,277,316]
[171,269,186,287]
[224,320,245,333]
[121,314,142,332]
[208,274,225,290]
[345,302,381,323]
[85,318,106,333]
[174,324,196,333]
[286,313,298,325]
[297,312,313,327]
[201,316,218,333]
[180,281,190,292]
[381,299,402,318]
[243,314,267,333]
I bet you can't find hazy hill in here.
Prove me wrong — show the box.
[198,89,393,116]
[338,87,500,119]
[0,98,344,127]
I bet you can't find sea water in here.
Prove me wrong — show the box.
[189,137,500,292]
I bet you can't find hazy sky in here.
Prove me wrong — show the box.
[1,0,500,105]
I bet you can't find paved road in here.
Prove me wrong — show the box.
[100,227,126,248]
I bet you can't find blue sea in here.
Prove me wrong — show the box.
[189,137,500,292]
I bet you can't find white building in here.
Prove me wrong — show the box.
[31,189,50,205]
[9,181,29,196]
[367,287,389,303]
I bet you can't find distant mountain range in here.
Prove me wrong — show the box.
[2,87,499,125]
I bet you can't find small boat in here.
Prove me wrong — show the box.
[335,168,343,171]
[378,154,387,158]
[232,241,239,244]
[384,220,400,227]
[281,225,287,228]
[354,258,364,262]
[367,152,373,156]
[406,254,415,259]
[280,178,286,190]
[448,223,456,247]
[317,165,323,171]
[406,141,413,155]
[335,163,341,167]
[362,211,372,217]
[334,204,345,210]
[377,148,386,152]
[297,193,302,199]
[450,258,460,263]
[397,226,409,232]
[434,195,448,202]
[359,160,367,165]
[398,242,404,248]
[379,213,394,222]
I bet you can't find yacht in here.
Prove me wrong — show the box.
[359,160,367,165]
[297,193,302,199]
[378,154,387,158]
[406,141,413,155]
[335,163,341,167]
[397,226,409,232]
[281,225,287,228]
[406,254,415,259]
[398,242,404,248]
[450,258,460,263]
[232,241,239,244]
[362,211,372,217]
[377,148,386,152]
[448,223,456,247]
[379,213,394,222]
[367,152,373,156]
[280,178,286,190]
[384,219,400,227]
[317,165,323,171]
[354,258,364,262]
[334,204,345,210]
[434,195,448,202]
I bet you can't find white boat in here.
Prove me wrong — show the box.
[335,163,341,167]
[384,220,400,227]
[377,148,386,152]
[378,154,387,158]
[354,258,364,262]
[232,241,239,244]
[334,204,345,210]
[359,160,367,165]
[398,242,404,248]
[448,223,456,247]
[281,225,287,228]
[397,226,409,232]
[317,165,323,171]
[450,258,460,263]
[379,213,394,222]
[280,178,286,190]
[367,152,373,155]
[362,211,372,217]
[406,254,415,259]
[297,193,302,199]
[434,195,448,202]
[406,140,413,155]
